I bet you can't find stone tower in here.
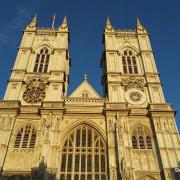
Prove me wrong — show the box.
[0,16,179,180]
[4,15,70,102]
[101,17,180,179]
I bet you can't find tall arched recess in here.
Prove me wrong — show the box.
[59,124,107,180]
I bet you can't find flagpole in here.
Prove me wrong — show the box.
[52,13,56,28]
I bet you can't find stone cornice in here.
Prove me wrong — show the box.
[20,106,40,114]
[50,70,66,73]
[11,69,27,72]
[24,28,69,34]
[129,108,148,116]
[105,102,128,110]
[0,100,20,109]
[2,170,31,176]
[25,72,50,76]
[115,30,136,37]
[105,72,122,75]
[146,82,162,85]
[105,49,119,53]
[104,29,149,37]
[140,50,153,53]
[42,101,64,109]
[144,72,160,76]
[8,79,23,83]
[18,47,32,50]
[148,103,173,111]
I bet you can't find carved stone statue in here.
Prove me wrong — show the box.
[122,76,145,91]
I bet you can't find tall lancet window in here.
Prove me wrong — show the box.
[122,50,138,74]
[60,124,107,180]
[33,47,50,73]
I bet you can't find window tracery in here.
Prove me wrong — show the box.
[14,125,36,149]
[33,47,50,73]
[131,124,152,150]
[122,50,138,74]
[60,124,107,180]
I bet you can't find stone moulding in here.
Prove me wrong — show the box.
[65,97,106,103]
[105,102,127,110]
[130,108,148,116]
[148,103,173,111]
[42,101,64,108]
[20,106,39,114]
[0,101,20,109]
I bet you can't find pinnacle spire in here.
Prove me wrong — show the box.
[105,17,112,29]
[60,16,68,28]
[62,16,68,25]
[27,15,37,28]
[136,17,142,27]
[136,17,146,32]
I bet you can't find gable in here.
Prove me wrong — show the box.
[69,80,101,98]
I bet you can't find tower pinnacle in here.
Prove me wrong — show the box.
[136,17,145,31]
[136,17,142,27]
[59,16,68,29]
[105,17,112,29]
[27,15,37,29]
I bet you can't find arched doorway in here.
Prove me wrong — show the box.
[59,124,107,180]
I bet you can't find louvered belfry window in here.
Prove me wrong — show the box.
[14,125,36,149]
[60,125,107,180]
[33,47,50,73]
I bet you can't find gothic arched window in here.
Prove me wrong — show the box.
[60,124,107,180]
[14,125,36,149]
[131,124,152,150]
[139,136,145,149]
[33,47,50,73]
[122,50,138,74]
[132,136,138,149]
[146,136,152,149]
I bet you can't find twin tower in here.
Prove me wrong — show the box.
[0,16,179,180]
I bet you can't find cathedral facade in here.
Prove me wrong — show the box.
[0,16,180,180]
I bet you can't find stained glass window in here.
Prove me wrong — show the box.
[60,125,107,180]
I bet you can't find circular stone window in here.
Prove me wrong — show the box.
[130,92,142,102]
[125,89,146,105]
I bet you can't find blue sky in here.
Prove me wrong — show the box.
[0,0,180,129]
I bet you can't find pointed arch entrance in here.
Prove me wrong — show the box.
[59,124,107,180]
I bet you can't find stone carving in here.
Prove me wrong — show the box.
[122,76,145,91]
[121,158,131,180]
[110,167,117,180]
[43,113,53,144]
[108,118,115,132]
[23,75,47,103]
